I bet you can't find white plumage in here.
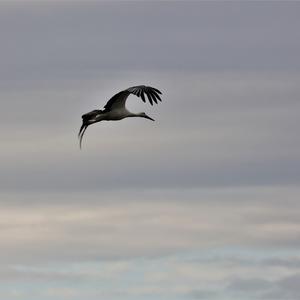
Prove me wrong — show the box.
[78,85,162,148]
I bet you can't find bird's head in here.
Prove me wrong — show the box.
[139,112,155,121]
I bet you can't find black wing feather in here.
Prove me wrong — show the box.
[140,91,146,103]
[152,87,162,95]
[147,90,154,105]
[148,90,158,104]
[103,85,162,111]
[125,85,162,105]
[151,90,162,102]
[147,91,156,105]
[103,91,130,111]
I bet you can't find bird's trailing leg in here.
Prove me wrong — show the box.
[78,123,89,149]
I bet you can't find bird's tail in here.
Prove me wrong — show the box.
[78,123,89,149]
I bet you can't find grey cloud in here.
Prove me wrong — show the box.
[1,72,300,192]
[226,273,300,300]
[262,258,300,269]
[186,256,300,270]
[1,2,300,299]
[227,278,272,292]
[0,1,300,87]
[189,290,219,299]
[0,266,84,283]
[0,186,299,264]
[273,273,300,300]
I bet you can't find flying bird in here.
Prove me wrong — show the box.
[78,85,162,148]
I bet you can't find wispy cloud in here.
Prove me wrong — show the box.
[1,72,300,191]
[1,2,299,299]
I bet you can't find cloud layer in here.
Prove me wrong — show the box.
[1,2,299,300]
[1,187,300,299]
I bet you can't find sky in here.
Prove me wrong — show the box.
[1,1,300,299]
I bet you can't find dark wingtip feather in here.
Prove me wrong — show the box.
[140,91,146,103]
[152,90,162,102]
[149,91,158,104]
[127,85,162,105]
[147,93,153,105]
[152,87,162,95]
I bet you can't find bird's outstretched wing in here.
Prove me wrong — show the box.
[103,85,162,112]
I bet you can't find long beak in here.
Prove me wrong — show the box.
[144,115,155,121]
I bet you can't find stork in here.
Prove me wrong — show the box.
[78,85,162,148]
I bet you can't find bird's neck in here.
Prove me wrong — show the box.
[127,112,141,118]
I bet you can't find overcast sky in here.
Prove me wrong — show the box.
[1,1,300,300]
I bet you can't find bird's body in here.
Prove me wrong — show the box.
[78,85,162,148]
